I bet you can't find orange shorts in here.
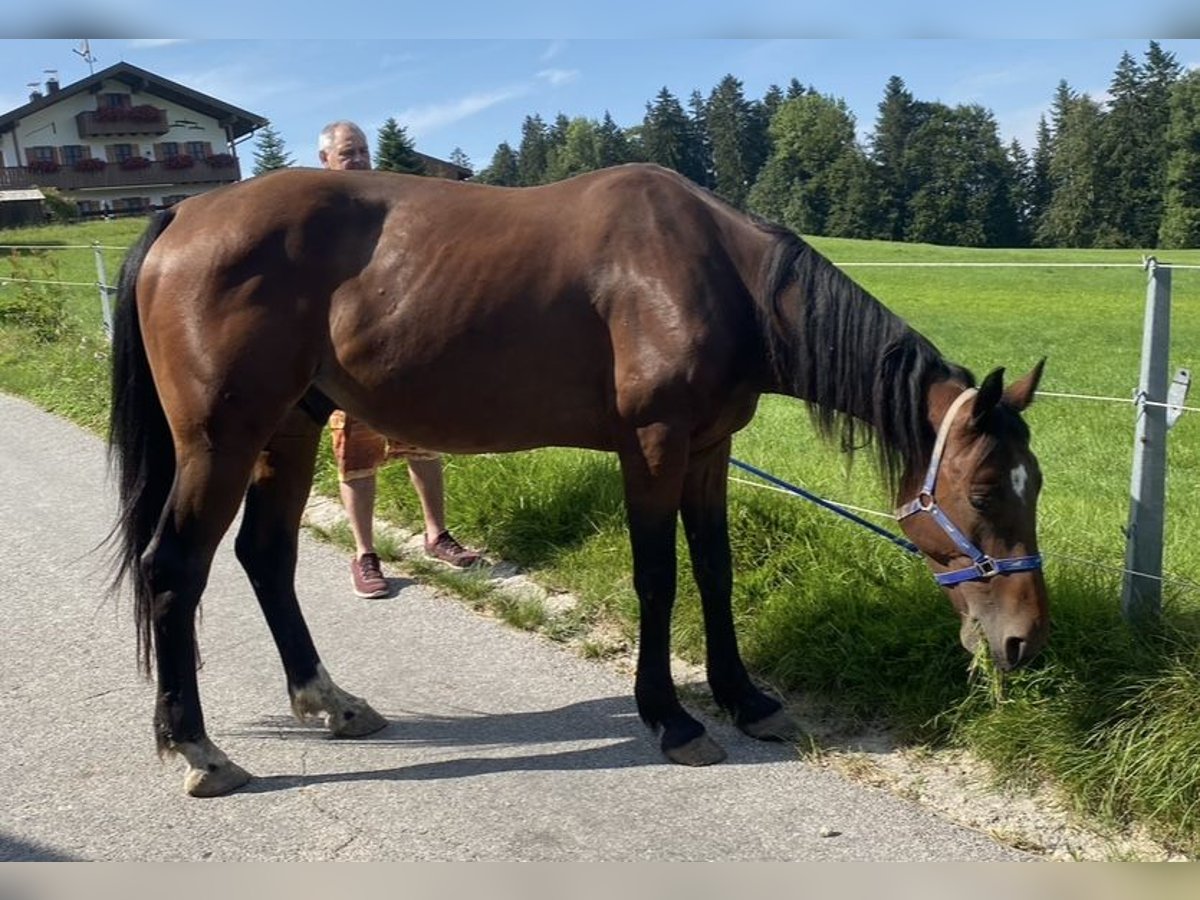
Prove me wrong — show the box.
[329,410,439,482]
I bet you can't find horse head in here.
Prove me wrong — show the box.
[898,360,1048,670]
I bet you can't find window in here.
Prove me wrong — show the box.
[30,146,56,163]
[160,141,180,159]
[61,145,87,165]
[161,194,190,207]
[112,197,147,212]
[110,143,136,162]
[77,200,101,215]
[101,93,131,109]
[186,141,210,159]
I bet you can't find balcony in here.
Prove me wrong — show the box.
[76,106,170,138]
[0,158,242,192]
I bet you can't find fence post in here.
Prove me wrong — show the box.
[92,241,114,338]
[1121,258,1172,623]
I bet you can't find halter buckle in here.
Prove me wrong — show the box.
[916,490,935,512]
[973,557,999,579]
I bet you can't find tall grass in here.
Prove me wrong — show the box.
[4,218,1200,854]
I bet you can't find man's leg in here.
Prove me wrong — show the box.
[407,456,481,568]
[331,412,389,598]
[339,474,377,559]
[406,456,446,545]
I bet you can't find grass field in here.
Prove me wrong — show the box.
[3,217,1200,855]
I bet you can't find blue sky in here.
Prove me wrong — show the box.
[2,36,1198,173]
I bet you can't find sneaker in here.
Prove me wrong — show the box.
[424,531,482,568]
[351,552,389,598]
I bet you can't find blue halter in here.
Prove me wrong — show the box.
[896,388,1043,587]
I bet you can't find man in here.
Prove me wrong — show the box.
[318,120,480,598]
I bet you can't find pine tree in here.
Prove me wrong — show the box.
[705,74,759,207]
[1037,93,1106,247]
[642,87,705,183]
[761,84,785,127]
[1159,69,1200,248]
[1140,41,1184,244]
[516,115,550,186]
[785,78,808,100]
[375,118,424,174]
[687,90,713,188]
[869,76,920,241]
[476,142,520,186]
[1030,115,1054,243]
[596,111,632,168]
[251,123,294,175]
[549,113,572,150]
[1094,53,1138,245]
[449,147,472,173]
[1007,139,1036,247]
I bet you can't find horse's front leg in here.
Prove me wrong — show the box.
[620,424,726,766]
[680,438,799,743]
[234,408,386,740]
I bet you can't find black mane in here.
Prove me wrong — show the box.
[755,225,973,492]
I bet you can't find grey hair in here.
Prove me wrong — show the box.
[317,120,366,155]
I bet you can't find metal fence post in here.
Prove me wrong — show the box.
[92,241,114,338]
[1122,258,1172,622]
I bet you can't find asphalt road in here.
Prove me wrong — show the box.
[0,391,1030,861]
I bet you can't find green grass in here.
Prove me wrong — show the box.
[5,219,1200,855]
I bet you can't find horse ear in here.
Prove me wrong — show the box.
[971,367,1005,430]
[1003,357,1046,412]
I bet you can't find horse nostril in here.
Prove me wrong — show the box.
[1005,636,1026,668]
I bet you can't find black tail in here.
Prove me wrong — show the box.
[108,209,177,674]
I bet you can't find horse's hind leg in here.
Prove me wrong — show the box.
[234,407,386,738]
[680,439,799,743]
[143,441,264,797]
[620,424,726,766]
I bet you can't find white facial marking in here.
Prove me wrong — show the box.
[1010,464,1029,504]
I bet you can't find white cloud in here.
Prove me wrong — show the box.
[954,66,1039,97]
[396,86,531,137]
[379,51,421,68]
[540,40,568,62]
[170,63,303,108]
[536,68,579,87]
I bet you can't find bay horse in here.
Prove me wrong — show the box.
[109,163,1048,797]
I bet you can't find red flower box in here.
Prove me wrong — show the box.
[94,104,163,123]
[164,154,195,170]
[26,159,60,174]
[119,156,152,171]
[205,153,235,169]
[128,104,162,122]
[73,157,107,173]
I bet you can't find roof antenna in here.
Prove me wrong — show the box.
[74,39,97,75]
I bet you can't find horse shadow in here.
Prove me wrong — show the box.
[0,833,80,861]
[227,694,801,794]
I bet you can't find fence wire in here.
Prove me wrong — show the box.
[728,468,1200,595]
[3,245,1194,595]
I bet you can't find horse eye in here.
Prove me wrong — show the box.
[969,493,993,511]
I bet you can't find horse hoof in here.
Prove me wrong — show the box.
[183,760,252,797]
[741,708,803,743]
[664,732,727,766]
[329,701,388,738]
